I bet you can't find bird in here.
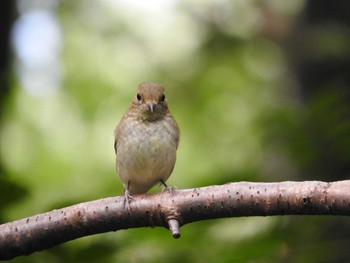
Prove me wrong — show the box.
[114,82,180,209]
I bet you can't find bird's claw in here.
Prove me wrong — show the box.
[123,189,134,212]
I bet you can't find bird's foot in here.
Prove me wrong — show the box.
[123,189,134,212]
[160,179,177,194]
[163,186,177,194]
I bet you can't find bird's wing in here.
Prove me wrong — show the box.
[113,127,119,154]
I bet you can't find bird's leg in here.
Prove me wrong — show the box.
[160,179,168,188]
[123,181,133,211]
[160,179,176,193]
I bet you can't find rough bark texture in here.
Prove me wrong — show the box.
[1,180,350,260]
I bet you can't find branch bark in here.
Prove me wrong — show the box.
[1,180,350,260]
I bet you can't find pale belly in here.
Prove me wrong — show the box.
[116,119,177,194]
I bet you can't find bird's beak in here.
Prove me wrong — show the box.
[147,102,157,112]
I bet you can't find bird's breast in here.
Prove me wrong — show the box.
[116,118,178,193]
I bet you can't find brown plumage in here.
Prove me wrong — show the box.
[114,82,180,209]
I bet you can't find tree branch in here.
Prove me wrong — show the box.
[1,180,350,260]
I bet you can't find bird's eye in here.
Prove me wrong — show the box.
[136,93,142,101]
[160,94,165,102]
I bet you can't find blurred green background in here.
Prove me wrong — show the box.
[1,0,350,262]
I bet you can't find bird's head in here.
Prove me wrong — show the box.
[132,82,169,121]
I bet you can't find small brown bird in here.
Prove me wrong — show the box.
[114,82,180,209]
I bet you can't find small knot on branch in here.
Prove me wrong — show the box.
[168,219,181,239]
